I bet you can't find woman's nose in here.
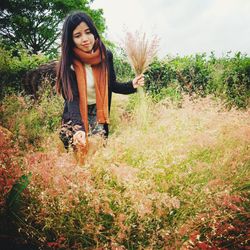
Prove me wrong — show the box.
[81,34,88,43]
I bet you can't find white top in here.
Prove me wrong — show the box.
[85,64,96,105]
[71,64,96,105]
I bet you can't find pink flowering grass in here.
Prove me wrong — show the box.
[0,127,22,207]
[2,93,249,249]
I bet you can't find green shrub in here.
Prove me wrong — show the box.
[173,53,212,96]
[140,52,250,108]
[222,52,250,108]
[113,48,134,82]
[206,52,250,108]
[144,59,176,98]
[0,44,49,99]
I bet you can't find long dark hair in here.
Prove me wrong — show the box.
[56,11,107,101]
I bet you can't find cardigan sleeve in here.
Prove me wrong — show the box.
[60,84,85,149]
[107,50,137,94]
[62,73,85,132]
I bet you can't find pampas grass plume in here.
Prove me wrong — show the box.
[123,30,159,128]
[124,31,159,75]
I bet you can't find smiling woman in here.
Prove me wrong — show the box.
[72,22,95,53]
[56,12,144,154]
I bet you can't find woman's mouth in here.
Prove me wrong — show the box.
[82,43,90,47]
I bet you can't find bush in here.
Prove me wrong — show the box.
[142,52,250,108]
[174,53,212,96]
[0,44,49,99]
[222,52,250,108]
[112,48,134,82]
[144,59,176,98]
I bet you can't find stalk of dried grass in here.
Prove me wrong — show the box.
[123,31,159,128]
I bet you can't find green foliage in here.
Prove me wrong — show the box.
[0,45,49,99]
[144,54,211,96]
[156,85,182,104]
[144,59,173,96]
[112,47,134,82]
[218,52,250,108]
[0,0,106,55]
[174,53,212,96]
[142,52,250,108]
[206,52,250,108]
[6,174,31,211]
[0,46,249,247]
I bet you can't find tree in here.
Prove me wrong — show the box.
[0,0,106,55]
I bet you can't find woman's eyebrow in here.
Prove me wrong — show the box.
[73,31,81,36]
[73,28,90,35]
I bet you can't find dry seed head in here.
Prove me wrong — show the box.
[124,30,159,75]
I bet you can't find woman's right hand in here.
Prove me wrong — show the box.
[73,131,86,146]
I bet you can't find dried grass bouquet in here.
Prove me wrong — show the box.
[123,31,159,127]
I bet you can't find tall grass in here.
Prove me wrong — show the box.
[0,81,63,150]
[1,49,249,248]
[5,93,249,249]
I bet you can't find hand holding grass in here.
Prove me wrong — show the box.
[132,74,145,88]
[73,131,86,146]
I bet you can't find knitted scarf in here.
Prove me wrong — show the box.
[73,45,109,138]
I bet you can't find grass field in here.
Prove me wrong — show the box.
[1,93,249,249]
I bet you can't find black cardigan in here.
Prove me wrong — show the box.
[61,50,136,135]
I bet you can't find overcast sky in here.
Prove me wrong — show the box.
[92,0,250,57]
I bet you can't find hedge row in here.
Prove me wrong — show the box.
[1,44,249,108]
[115,52,250,108]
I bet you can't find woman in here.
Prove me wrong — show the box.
[56,12,144,150]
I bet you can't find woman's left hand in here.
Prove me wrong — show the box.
[132,74,145,88]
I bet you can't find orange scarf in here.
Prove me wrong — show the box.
[73,46,109,137]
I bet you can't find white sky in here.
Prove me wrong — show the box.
[91,0,250,57]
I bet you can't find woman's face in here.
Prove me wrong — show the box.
[72,21,95,53]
